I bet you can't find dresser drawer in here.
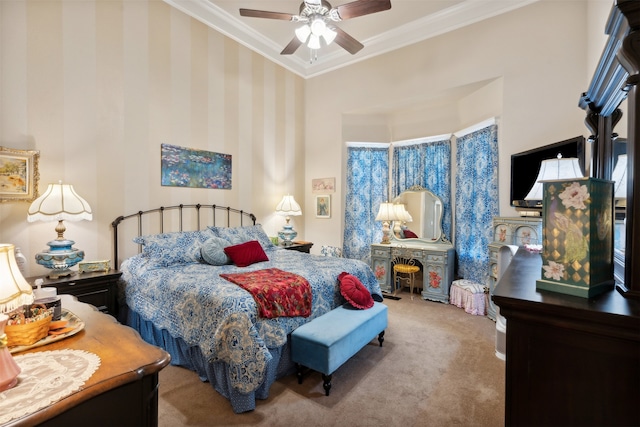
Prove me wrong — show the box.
[372,248,390,257]
[423,253,444,263]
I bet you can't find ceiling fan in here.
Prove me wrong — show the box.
[239,0,392,56]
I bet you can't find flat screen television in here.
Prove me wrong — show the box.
[510,136,586,208]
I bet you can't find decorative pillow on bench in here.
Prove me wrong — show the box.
[338,272,374,309]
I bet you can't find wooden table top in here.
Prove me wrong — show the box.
[6,295,171,426]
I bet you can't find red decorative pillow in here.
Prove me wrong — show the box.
[338,272,374,309]
[403,229,418,239]
[224,240,269,267]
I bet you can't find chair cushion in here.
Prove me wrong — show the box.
[394,264,420,274]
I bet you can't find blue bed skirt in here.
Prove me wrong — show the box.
[127,309,295,413]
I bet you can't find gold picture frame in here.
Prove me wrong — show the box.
[0,147,40,202]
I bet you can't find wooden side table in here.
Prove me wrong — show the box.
[26,270,122,316]
[280,241,313,253]
[7,295,171,426]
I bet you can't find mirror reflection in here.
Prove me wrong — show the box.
[391,186,448,244]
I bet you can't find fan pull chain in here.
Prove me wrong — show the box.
[309,49,318,64]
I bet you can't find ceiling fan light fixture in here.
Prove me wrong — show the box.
[308,33,321,50]
[310,17,326,36]
[295,24,311,43]
[322,26,337,45]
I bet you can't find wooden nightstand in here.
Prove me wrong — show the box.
[280,241,313,253]
[26,270,122,316]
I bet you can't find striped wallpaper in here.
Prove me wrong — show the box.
[0,0,305,276]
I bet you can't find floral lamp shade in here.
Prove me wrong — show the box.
[536,178,614,298]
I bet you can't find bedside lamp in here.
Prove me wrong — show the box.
[275,195,302,246]
[27,181,93,278]
[0,244,34,391]
[376,202,399,244]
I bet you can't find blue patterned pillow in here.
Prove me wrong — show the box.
[208,224,275,250]
[133,229,214,266]
[201,236,232,266]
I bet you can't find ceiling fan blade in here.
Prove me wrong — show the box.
[239,9,295,21]
[281,37,304,55]
[334,27,364,54]
[335,0,391,20]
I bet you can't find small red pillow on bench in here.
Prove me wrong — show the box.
[338,272,374,309]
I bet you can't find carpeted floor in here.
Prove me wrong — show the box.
[157,291,505,426]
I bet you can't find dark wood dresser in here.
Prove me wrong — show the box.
[6,295,171,427]
[26,270,122,316]
[492,248,640,426]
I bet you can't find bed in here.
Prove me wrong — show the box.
[112,204,383,413]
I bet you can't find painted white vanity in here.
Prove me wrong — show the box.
[371,187,455,303]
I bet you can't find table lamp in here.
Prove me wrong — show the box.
[376,202,399,244]
[393,204,413,237]
[275,195,302,246]
[27,181,93,278]
[0,244,34,391]
[524,154,584,201]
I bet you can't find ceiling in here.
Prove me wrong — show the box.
[164,0,537,78]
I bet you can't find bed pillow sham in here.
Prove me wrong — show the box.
[201,236,232,266]
[133,229,214,266]
[224,240,269,267]
[208,224,275,250]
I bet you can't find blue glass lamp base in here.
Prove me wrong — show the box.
[278,225,298,246]
[35,239,85,279]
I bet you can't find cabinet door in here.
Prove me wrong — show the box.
[370,245,391,293]
[421,252,449,303]
[371,256,391,293]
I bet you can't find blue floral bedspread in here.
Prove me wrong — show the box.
[120,247,381,394]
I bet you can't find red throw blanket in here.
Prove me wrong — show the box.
[220,268,311,318]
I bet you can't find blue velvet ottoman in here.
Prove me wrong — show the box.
[291,302,388,396]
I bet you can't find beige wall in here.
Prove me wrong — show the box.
[0,0,305,276]
[303,0,608,251]
[0,0,616,273]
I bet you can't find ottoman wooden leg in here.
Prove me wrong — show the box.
[297,363,304,384]
[378,330,385,347]
[322,374,332,396]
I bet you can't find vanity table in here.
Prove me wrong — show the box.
[371,187,455,303]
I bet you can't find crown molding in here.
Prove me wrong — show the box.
[164,0,537,79]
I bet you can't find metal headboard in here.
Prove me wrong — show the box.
[111,204,257,269]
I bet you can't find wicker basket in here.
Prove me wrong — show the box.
[5,304,52,347]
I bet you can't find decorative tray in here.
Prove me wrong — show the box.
[9,309,84,354]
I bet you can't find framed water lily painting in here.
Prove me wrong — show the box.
[161,143,232,189]
[0,147,40,202]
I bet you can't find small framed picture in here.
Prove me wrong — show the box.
[0,147,40,202]
[316,195,330,218]
[312,177,335,194]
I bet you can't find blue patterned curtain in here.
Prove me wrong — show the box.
[343,145,389,262]
[454,124,499,285]
[392,138,452,240]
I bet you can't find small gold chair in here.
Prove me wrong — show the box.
[391,246,421,299]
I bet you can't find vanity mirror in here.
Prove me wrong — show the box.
[391,186,450,244]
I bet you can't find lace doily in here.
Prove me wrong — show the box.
[0,349,101,424]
